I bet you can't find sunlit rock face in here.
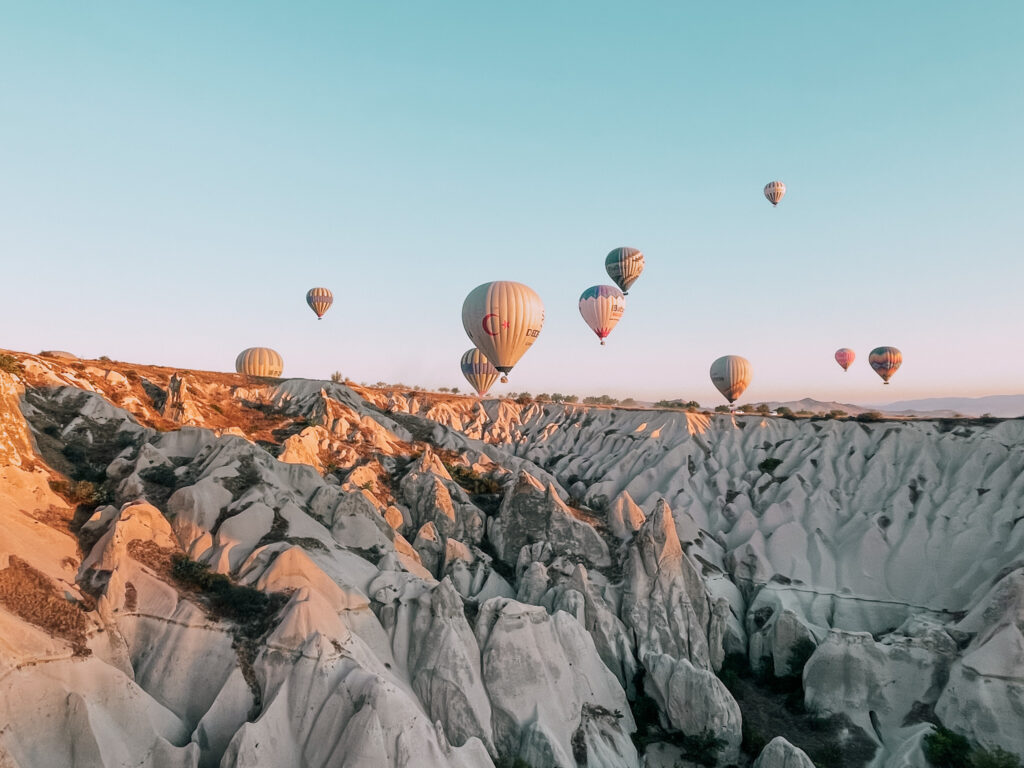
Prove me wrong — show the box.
[1,352,1023,767]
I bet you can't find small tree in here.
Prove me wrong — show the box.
[828,409,848,419]
[516,392,533,405]
[330,371,344,383]
[564,395,579,403]
[451,387,459,394]
[438,386,450,393]
[620,397,637,406]
[755,403,771,415]
[737,404,756,413]
[715,405,731,413]
[776,406,794,417]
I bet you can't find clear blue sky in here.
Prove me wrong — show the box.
[2,3,1022,404]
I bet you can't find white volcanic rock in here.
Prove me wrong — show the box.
[162,373,204,425]
[278,425,329,471]
[643,651,742,763]
[221,631,492,768]
[804,627,954,741]
[935,567,1024,754]
[405,579,494,752]
[488,471,610,568]
[607,490,646,540]
[546,565,636,688]
[0,657,199,768]
[622,498,711,668]
[752,737,816,768]
[475,597,637,767]
[746,590,823,676]
[399,449,485,544]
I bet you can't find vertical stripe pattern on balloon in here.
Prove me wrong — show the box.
[710,355,753,403]
[604,247,645,293]
[460,348,499,396]
[868,347,902,383]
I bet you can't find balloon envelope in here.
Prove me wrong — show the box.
[764,181,786,206]
[579,285,625,345]
[306,287,334,319]
[710,355,752,403]
[835,348,856,372]
[236,347,283,378]
[869,347,902,384]
[462,281,544,379]
[604,247,645,294]
[460,348,499,397]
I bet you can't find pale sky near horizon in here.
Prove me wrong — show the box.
[1,3,1022,405]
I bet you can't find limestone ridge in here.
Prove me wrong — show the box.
[0,351,1022,766]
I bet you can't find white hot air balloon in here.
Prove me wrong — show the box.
[236,347,284,378]
[578,285,625,345]
[462,281,544,383]
[460,348,499,397]
[710,355,752,404]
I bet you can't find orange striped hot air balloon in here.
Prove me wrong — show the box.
[306,287,333,319]
[835,348,856,372]
[764,181,786,206]
[869,347,902,384]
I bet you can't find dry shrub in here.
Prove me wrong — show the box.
[0,555,90,654]
[127,539,178,580]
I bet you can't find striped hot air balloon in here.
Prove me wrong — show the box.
[235,347,284,378]
[835,348,856,372]
[869,347,902,384]
[462,281,544,383]
[604,247,645,294]
[460,348,499,397]
[579,285,625,345]
[710,355,752,404]
[764,181,786,206]
[306,287,334,319]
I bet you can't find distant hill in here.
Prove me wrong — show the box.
[872,395,1024,419]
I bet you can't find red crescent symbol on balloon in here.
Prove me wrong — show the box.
[482,314,500,336]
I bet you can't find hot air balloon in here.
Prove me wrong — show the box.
[764,181,786,206]
[236,347,284,378]
[835,348,856,372]
[579,285,625,345]
[869,347,902,384]
[460,348,499,397]
[306,287,333,320]
[604,247,645,294]
[462,281,544,383]
[710,355,752,404]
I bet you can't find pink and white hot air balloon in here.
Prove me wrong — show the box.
[835,348,856,372]
[578,285,625,345]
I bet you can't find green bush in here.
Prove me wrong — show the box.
[786,637,817,678]
[857,411,884,422]
[971,747,1022,768]
[742,721,769,757]
[681,730,727,767]
[140,465,178,488]
[171,555,286,635]
[923,727,972,768]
